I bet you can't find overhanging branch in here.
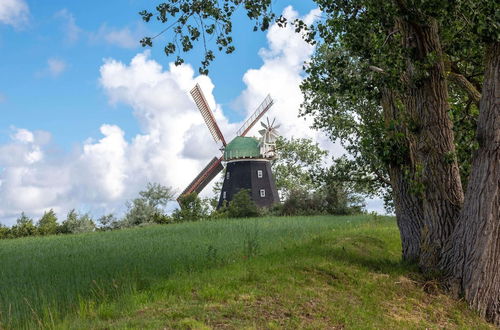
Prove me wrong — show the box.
[448,72,481,104]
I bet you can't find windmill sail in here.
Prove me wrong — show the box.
[236,95,274,137]
[178,156,224,200]
[258,117,280,159]
[190,84,227,146]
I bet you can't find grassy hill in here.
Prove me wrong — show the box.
[0,215,492,329]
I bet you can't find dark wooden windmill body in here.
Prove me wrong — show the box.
[179,84,280,209]
[218,158,279,208]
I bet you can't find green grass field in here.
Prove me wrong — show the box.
[0,215,492,329]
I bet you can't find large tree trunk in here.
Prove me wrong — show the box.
[399,17,464,271]
[441,42,500,326]
[388,165,424,261]
[381,89,424,262]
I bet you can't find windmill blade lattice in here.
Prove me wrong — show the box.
[236,95,274,137]
[190,84,227,146]
[178,156,224,200]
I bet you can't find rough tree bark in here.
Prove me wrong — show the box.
[441,42,500,326]
[388,165,424,261]
[399,17,464,271]
[381,89,424,262]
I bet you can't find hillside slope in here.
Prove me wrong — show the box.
[0,215,492,329]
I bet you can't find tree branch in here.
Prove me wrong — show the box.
[372,166,392,186]
[369,65,385,74]
[448,72,481,104]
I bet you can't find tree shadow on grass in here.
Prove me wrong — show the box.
[306,234,419,276]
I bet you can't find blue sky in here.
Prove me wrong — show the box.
[0,0,384,225]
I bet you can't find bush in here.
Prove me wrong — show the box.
[209,199,229,219]
[280,184,365,216]
[282,189,306,215]
[225,189,260,218]
[151,212,173,224]
[258,202,284,217]
[173,193,210,222]
[319,182,365,215]
[281,189,323,216]
[10,213,37,238]
[58,210,95,234]
[123,183,174,227]
[123,198,157,227]
[96,214,122,231]
[0,224,11,239]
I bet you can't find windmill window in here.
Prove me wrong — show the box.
[257,170,263,178]
[223,191,227,199]
[260,189,265,197]
[226,172,230,179]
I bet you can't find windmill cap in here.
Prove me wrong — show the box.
[224,136,261,160]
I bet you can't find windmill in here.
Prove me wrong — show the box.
[178,83,280,208]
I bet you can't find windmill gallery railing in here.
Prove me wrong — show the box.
[236,95,274,137]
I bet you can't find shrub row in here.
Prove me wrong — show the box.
[1,183,364,240]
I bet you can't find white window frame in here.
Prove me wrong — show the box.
[226,172,230,179]
[260,189,265,197]
[257,170,263,178]
[223,191,227,199]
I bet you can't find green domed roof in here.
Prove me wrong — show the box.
[224,136,260,160]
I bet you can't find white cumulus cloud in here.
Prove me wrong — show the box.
[0,0,29,28]
[98,51,227,191]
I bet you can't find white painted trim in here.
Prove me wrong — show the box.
[226,158,271,164]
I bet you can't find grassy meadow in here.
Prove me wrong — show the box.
[0,215,492,329]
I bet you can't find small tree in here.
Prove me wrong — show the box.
[139,182,174,208]
[10,213,37,238]
[173,192,209,222]
[273,137,327,199]
[58,209,95,234]
[37,209,58,236]
[73,213,95,233]
[225,189,260,218]
[318,182,365,215]
[123,198,156,226]
[124,182,174,227]
[96,213,121,231]
[209,175,224,209]
[281,189,312,216]
[0,224,11,239]
[58,209,76,234]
